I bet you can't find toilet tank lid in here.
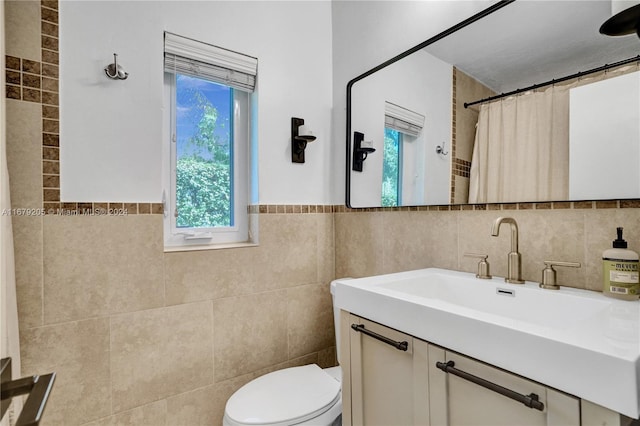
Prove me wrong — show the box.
[225,364,340,425]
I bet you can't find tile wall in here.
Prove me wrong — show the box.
[335,206,640,292]
[13,212,336,426]
[5,1,640,425]
[450,67,495,204]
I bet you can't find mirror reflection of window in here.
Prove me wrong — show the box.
[382,102,425,207]
[382,128,403,207]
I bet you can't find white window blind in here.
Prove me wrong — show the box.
[164,32,258,92]
[384,101,425,137]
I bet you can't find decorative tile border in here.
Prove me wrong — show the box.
[450,67,458,203]
[47,198,632,218]
[40,0,61,206]
[36,204,336,216]
[452,158,471,178]
[4,56,44,101]
[249,205,335,214]
[41,202,164,216]
[335,199,640,213]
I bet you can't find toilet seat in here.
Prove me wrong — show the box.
[224,364,341,426]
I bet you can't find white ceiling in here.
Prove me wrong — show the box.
[425,0,640,94]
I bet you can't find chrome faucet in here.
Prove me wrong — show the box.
[491,217,525,284]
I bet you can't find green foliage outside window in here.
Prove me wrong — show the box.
[382,128,400,207]
[175,76,233,228]
[176,154,230,228]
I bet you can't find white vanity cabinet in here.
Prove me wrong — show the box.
[429,348,580,426]
[341,312,625,426]
[344,314,430,425]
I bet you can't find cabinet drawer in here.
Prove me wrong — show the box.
[437,351,580,426]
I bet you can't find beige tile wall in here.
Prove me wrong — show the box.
[335,207,640,292]
[451,68,495,204]
[12,212,337,426]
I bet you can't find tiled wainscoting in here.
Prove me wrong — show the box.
[335,207,640,292]
[9,205,640,425]
[14,212,336,425]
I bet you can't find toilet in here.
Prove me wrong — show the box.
[222,281,344,426]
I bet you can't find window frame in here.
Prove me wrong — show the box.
[162,73,251,250]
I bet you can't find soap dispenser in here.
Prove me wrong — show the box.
[603,227,639,300]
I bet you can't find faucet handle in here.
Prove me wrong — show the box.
[464,253,492,279]
[539,260,581,290]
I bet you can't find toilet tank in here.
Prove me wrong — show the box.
[330,279,350,365]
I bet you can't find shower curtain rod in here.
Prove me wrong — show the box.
[464,54,640,109]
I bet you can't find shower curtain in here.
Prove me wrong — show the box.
[468,84,571,203]
[1,4,23,424]
[1,149,21,426]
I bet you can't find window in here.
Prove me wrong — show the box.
[382,102,425,207]
[382,128,403,207]
[163,33,257,249]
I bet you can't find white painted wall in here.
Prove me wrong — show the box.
[60,1,332,204]
[350,51,452,207]
[569,71,640,200]
[330,0,495,204]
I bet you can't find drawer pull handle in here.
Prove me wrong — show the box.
[436,361,544,411]
[351,324,408,351]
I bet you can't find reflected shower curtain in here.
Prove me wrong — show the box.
[468,85,570,203]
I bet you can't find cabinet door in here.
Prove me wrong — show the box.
[348,315,429,425]
[432,351,580,426]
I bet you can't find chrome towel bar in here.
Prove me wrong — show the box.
[436,360,544,411]
[1,358,56,426]
[351,323,408,351]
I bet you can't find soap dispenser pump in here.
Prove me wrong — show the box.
[603,227,639,300]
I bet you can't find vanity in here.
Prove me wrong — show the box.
[334,269,640,426]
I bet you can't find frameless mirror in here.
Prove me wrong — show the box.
[346,0,640,208]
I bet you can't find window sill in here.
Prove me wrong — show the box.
[163,241,258,253]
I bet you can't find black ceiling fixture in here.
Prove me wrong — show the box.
[600,3,640,38]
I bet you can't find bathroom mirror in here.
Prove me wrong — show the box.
[346,0,640,208]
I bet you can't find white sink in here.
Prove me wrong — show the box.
[334,268,640,418]
[374,272,610,329]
